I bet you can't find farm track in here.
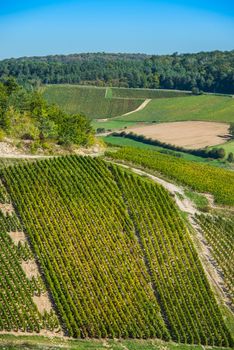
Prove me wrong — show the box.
[121,99,151,116]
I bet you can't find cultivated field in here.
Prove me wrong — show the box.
[111,87,190,99]
[43,85,190,119]
[1,155,232,346]
[195,214,234,307]
[128,121,229,149]
[116,95,234,123]
[43,85,143,118]
[106,147,234,206]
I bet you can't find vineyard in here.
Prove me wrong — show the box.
[43,85,189,119]
[195,214,234,308]
[105,147,234,206]
[43,85,143,118]
[0,210,41,332]
[110,87,190,99]
[0,181,58,333]
[1,156,233,346]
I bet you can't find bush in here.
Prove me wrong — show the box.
[227,152,234,163]
[96,127,106,134]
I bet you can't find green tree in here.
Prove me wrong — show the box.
[58,114,94,146]
[2,77,19,95]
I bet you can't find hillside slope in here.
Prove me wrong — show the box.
[106,147,234,206]
[43,85,143,118]
[1,156,232,346]
[116,95,234,123]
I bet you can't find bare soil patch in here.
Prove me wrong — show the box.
[0,202,14,215]
[8,231,27,245]
[33,293,52,313]
[128,121,229,149]
[21,260,40,279]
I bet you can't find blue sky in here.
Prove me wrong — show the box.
[0,0,233,59]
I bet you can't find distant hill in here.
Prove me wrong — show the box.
[43,85,189,119]
[0,51,233,94]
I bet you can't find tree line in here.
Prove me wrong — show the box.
[0,77,94,149]
[0,51,233,94]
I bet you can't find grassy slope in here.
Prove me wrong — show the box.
[92,120,137,131]
[0,335,233,350]
[116,95,234,123]
[210,140,234,155]
[43,85,143,119]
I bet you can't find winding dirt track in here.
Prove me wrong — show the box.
[122,99,151,116]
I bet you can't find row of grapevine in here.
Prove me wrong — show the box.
[110,165,232,346]
[1,155,232,346]
[195,214,234,307]
[105,147,234,206]
[0,182,59,333]
[0,210,41,332]
[2,156,169,339]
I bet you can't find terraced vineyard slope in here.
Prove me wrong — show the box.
[106,147,234,206]
[1,156,232,346]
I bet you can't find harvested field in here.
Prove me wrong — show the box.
[128,121,229,149]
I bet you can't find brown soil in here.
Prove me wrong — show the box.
[0,203,14,215]
[128,121,229,149]
[21,260,40,279]
[8,231,27,245]
[33,293,52,313]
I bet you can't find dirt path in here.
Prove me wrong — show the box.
[188,217,231,305]
[113,162,197,215]
[122,98,151,116]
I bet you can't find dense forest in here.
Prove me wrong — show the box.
[0,51,233,93]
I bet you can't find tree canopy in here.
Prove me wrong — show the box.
[0,51,233,94]
[0,78,94,147]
